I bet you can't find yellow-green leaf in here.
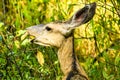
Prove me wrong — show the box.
[36,51,44,66]
[21,32,28,41]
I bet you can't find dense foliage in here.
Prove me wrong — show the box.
[0,0,120,80]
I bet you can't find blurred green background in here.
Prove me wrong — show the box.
[0,0,120,80]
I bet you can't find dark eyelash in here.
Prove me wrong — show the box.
[45,26,51,31]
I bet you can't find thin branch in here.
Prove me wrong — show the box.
[74,36,94,39]
[97,4,118,16]
[92,33,120,68]
[110,0,120,18]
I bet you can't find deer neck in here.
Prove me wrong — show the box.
[58,37,74,75]
[57,37,88,79]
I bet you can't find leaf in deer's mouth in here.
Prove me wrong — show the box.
[21,31,50,46]
[21,31,35,41]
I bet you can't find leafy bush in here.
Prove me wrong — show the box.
[0,0,120,80]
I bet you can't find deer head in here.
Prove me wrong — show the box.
[26,2,96,48]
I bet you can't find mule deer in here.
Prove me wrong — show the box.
[26,2,96,80]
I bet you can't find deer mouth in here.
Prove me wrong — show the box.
[24,24,52,46]
[26,34,51,46]
[21,31,51,46]
[33,39,51,46]
[35,42,50,46]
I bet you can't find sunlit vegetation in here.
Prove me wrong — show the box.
[0,0,120,80]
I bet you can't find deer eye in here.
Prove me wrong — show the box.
[45,26,52,31]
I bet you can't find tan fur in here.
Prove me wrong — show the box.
[26,2,96,80]
[58,37,88,80]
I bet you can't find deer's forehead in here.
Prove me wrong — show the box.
[44,23,64,29]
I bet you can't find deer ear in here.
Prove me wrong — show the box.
[67,2,96,28]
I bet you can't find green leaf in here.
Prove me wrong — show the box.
[21,39,30,46]
[16,30,26,36]
[0,35,2,41]
[117,0,120,4]
[102,70,109,79]
[115,52,120,65]
[0,22,4,28]
[118,19,120,25]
